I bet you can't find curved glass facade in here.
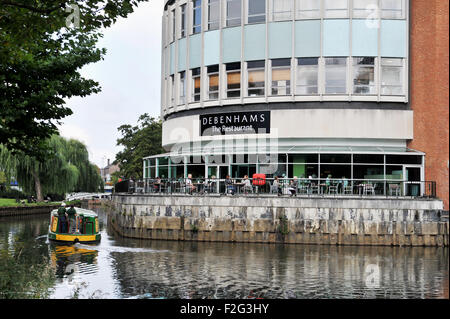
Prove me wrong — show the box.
[148,1,426,197]
[161,0,409,116]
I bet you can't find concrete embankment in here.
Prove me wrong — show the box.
[107,194,448,246]
[0,204,61,218]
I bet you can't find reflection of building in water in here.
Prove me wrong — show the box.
[109,241,448,298]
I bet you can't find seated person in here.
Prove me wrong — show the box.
[272,176,282,196]
[154,177,162,192]
[204,176,216,193]
[185,174,196,194]
[288,177,298,197]
[225,175,235,195]
[241,175,253,194]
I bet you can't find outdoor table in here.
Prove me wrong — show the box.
[233,183,244,194]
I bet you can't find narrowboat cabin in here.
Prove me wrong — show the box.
[48,207,101,243]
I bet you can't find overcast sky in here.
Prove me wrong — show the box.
[58,0,164,169]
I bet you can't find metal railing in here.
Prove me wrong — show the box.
[115,178,437,198]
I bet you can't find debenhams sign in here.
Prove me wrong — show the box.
[200,111,270,136]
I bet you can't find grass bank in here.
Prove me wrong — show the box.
[0,198,81,207]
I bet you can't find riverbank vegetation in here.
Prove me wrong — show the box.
[0,220,55,299]
[0,135,103,202]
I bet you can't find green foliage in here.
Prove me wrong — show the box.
[0,198,61,207]
[0,171,6,184]
[0,0,149,158]
[0,244,55,299]
[191,224,199,233]
[278,215,290,235]
[0,135,102,200]
[64,199,82,207]
[64,139,103,192]
[0,188,26,199]
[115,114,164,179]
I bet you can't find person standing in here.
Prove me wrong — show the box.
[66,204,78,233]
[57,203,67,233]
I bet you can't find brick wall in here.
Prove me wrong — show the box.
[409,0,449,209]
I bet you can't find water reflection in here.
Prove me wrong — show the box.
[108,238,448,299]
[50,243,99,278]
[0,207,448,299]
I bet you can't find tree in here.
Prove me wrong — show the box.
[65,139,103,192]
[0,170,6,191]
[115,114,164,179]
[0,0,149,159]
[0,135,102,201]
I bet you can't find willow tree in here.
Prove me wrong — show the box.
[64,138,103,193]
[0,135,102,201]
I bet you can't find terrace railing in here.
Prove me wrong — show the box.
[115,178,437,199]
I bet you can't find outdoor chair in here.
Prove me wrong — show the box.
[328,184,338,195]
[298,184,308,195]
[344,185,353,195]
[309,184,319,195]
[364,183,376,195]
[270,183,279,194]
[389,183,401,196]
[204,181,216,194]
[241,185,254,194]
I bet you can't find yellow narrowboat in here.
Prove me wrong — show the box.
[48,207,101,243]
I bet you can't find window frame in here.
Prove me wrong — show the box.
[380,0,405,19]
[271,58,292,96]
[324,57,348,95]
[324,0,349,19]
[296,0,321,20]
[170,74,176,107]
[247,0,266,24]
[180,3,187,38]
[271,0,293,22]
[296,57,319,95]
[352,57,377,95]
[207,65,220,100]
[192,0,202,34]
[226,62,242,98]
[208,0,221,30]
[247,60,266,97]
[191,67,202,102]
[226,0,242,27]
[352,0,379,19]
[380,57,404,96]
[179,71,186,105]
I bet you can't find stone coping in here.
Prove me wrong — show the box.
[113,194,444,210]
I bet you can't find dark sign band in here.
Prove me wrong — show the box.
[200,111,271,136]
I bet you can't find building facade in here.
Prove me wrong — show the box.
[143,0,448,207]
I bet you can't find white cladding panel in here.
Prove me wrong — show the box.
[162,109,413,148]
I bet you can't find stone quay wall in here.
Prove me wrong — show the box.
[108,194,448,246]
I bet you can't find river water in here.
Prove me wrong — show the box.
[0,206,448,299]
